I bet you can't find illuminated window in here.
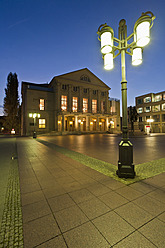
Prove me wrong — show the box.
[101,101,105,113]
[39,99,45,110]
[144,106,151,112]
[144,97,151,103]
[72,97,78,112]
[92,99,97,113]
[162,103,165,111]
[153,94,162,102]
[83,98,88,113]
[152,105,160,112]
[61,95,67,111]
[138,107,143,113]
[163,94,165,100]
[39,119,45,128]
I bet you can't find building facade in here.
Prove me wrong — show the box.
[136,91,165,133]
[21,68,120,136]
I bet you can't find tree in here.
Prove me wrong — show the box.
[3,72,20,133]
[129,106,138,133]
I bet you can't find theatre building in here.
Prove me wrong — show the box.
[21,68,120,136]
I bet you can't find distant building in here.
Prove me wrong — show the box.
[135,91,165,133]
[21,68,120,136]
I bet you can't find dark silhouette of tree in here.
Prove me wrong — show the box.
[129,106,138,133]
[3,72,20,133]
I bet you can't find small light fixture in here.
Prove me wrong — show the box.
[147,119,154,122]
[132,47,142,66]
[29,113,32,117]
[58,121,61,124]
[134,12,155,47]
[97,23,114,54]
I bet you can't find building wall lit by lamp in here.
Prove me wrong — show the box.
[132,47,142,66]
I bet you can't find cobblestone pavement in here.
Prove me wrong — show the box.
[0,138,23,248]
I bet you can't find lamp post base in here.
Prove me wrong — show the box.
[116,139,135,178]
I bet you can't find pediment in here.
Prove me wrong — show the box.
[53,68,110,90]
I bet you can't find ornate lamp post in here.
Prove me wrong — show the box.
[29,113,40,138]
[97,11,155,178]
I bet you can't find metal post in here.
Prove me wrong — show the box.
[116,19,135,178]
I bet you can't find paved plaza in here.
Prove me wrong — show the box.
[0,135,165,247]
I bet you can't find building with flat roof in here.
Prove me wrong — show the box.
[21,68,120,136]
[135,91,165,133]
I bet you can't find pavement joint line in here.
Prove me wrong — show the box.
[36,138,165,185]
[0,141,23,248]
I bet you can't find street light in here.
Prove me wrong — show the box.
[97,11,155,178]
[29,113,40,138]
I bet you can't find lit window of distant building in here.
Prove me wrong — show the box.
[163,94,165,100]
[72,97,78,112]
[152,105,160,112]
[153,94,162,102]
[101,101,105,113]
[92,99,97,113]
[138,107,143,113]
[61,95,67,111]
[144,96,151,103]
[39,99,45,110]
[162,103,165,111]
[144,106,151,112]
[39,119,45,128]
[83,98,88,113]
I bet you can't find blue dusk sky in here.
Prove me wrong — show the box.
[0,0,164,115]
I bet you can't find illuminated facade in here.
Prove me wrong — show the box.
[21,68,120,136]
[136,91,165,133]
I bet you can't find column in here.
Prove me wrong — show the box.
[75,116,78,131]
[68,85,72,112]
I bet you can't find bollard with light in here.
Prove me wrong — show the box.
[29,113,40,138]
[97,11,155,178]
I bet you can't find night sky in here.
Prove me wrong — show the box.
[0,0,164,115]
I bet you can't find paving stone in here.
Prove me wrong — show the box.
[115,185,144,201]
[139,218,165,248]
[54,205,88,232]
[99,177,124,190]
[23,214,60,248]
[114,202,154,228]
[69,188,95,204]
[78,197,111,220]
[147,188,165,203]
[21,190,45,206]
[37,235,67,248]
[133,195,165,216]
[87,182,111,196]
[92,211,135,246]
[129,181,157,194]
[113,231,157,248]
[98,190,128,209]
[63,222,110,248]
[48,194,76,212]
[22,200,51,223]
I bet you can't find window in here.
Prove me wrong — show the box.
[61,95,67,111]
[101,92,105,96]
[62,84,67,90]
[138,107,143,113]
[80,75,91,82]
[83,98,88,113]
[101,101,105,113]
[39,119,45,128]
[162,103,165,111]
[93,90,97,95]
[163,94,165,100]
[144,96,151,103]
[162,114,165,121]
[153,94,162,102]
[139,117,142,122]
[153,115,160,122]
[152,105,160,112]
[39,99,45,110]
[73,86,78,92]
[72,97,78,112]
[137,98,143,105]
[92,99,97,113]
[144,106,151,112]
[83,88,88,93]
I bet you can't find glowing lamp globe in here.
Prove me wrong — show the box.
[104,53,113,70]
[132,47,142,66]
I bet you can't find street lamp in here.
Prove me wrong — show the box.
[29,113,40,138]
[97,11,155,178]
